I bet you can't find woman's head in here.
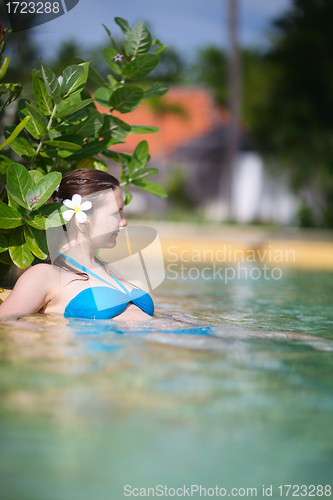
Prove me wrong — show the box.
[55,168,120,201]
[51,169,127,250]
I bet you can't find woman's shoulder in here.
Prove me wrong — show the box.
[0,264,57,318]
[22,263,56,278]
[16,263,58,288]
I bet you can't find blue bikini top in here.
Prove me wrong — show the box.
[59,253,154,320]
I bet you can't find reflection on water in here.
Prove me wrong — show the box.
[0,268,333,500]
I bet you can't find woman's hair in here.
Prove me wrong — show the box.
[50,169,121,282]
[52,168,120,202]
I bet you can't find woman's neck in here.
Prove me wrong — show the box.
[60,241,97,268]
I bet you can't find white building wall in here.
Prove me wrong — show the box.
[205,151,299,224]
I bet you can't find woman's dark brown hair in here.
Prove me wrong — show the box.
[51,169,120,280]
[52,168,120,202]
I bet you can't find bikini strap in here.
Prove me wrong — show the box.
[96,261,130,294]
[58,252,125,292]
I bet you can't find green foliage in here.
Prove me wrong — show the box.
[0,18,168,271]
[125,21,152,57]
[249,0,333,226]
[0,25,22,112]
[165,166,195,210]
[109,86,144,113]
[190,46,228,105]
[143,82,169,99]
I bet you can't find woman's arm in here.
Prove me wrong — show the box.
[0,264,52,319]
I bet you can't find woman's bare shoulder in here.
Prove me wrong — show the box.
[19,263,58,283]
[0,264,58,318]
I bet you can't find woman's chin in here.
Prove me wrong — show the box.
[91,234,118,249]
[105,237,118,249]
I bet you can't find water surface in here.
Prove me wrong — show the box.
[0,266,332,500]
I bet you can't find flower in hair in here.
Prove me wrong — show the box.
[62,194,92,223]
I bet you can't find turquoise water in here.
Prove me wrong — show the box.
[0,266,333,500]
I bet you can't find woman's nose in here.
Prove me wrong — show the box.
[118,214,127,227]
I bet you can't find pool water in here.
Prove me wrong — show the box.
[0,266,332,500]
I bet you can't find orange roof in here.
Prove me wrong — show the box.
[95,87,227,159]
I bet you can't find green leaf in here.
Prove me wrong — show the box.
[23,224,48,259]
[53,91,81,115]
[0,233,8,253]
[0,154,14,174]
[106,75,119,89]
[29,170,44,185]
[55,134,84,147]
[130,167,159,180]
[151,39,168,55]
[123,187,133,205]
[122,55,159,81]
[25,215,47,230]
[37,202,63,218]
[54,98,94,118]
[93,160,108,172]
[155,46,168,55]
[40,58,61,104]
[75,158,108,172]
[7,162,34,201]
[68,108,104,137]
[130,178,167,198]
[32,69,54,115]
[3,124,35,159]
[9,227,34,269]
[129,140,149,175]
[18,100,47,139]
[0,251,12,265]
[41,140,81,159]
[0,202,23,229]
[52,108,88,132]
[102,149,132,165]
[94,87,113,107]
[61,63,89,100]
[26,188,34,204]
[101,115,131,141]
[0,117,32,153]
[130,125,159,134]
[0,81,22,112]
[126,21,152,57]
[110,86,143,113]
[143,82,169,99]
[102,25,124,56]
[31,172,62,209]
[61,65,84,97]
[5,185,29,209]
[25,202,64,230]
[0,56,9,82]
[102,47,123,75]
[26,102,47,136]
[68,138,112,160]
[43,140,81,150]
[114,17,131,37]
[75,57,108,87]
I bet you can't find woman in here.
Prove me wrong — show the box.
[0,169,154,321]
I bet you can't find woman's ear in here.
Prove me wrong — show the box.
[75,216,89,236]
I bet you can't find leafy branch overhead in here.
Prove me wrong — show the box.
[0,18,168,271]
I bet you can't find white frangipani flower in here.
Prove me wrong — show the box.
[62,194,92,223]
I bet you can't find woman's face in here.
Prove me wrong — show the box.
[87,187,127,249]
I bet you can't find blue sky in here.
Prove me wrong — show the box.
[28,0,293,60]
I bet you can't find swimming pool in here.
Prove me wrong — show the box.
[0,265,332,500]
